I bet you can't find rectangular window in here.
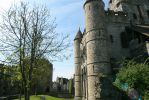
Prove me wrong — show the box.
[147,10,149,18]
[110,35,114,43]
[120,32,129,48]
[133,13,137,19]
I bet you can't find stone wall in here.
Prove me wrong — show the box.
[74,0,149,100]
[106,14,130,60]
[109,0,149,24]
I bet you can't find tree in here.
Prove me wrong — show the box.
[31,58,53,94]
[0,64,21,96]
[0,2,70,100]
[68,79,74,94]
[115,59,149,100]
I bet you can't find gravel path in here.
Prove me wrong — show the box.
[40,96,45,100]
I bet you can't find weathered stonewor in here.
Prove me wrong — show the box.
[74,29,82,100]
[74,0,149,100]
[84,0,111,99]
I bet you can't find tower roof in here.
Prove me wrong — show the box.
[74,28,83,41]
[83,28,86,35]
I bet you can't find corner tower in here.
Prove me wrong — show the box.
[74,29,82,100]
[84,0,111,100]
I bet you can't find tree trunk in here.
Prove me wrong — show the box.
[27,88,30,100]
[19,82,22,100]
[24,86,28,100]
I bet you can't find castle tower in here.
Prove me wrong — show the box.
[84,0,111,100]
[74,29,82,100]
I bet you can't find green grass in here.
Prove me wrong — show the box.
[14,95,73,100]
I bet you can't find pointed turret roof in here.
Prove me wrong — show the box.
[74,28,83,41]
[83,28,86,35]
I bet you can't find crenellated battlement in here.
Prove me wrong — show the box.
[106,10,127,16]
[105,10,129,23]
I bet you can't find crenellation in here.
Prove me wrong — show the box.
[106,10,129,23]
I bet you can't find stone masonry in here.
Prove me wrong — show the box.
[84,0,111,100]
[74,0,149,100]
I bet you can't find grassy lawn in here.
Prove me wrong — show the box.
[14,95,73,100]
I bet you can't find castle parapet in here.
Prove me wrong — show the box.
[105,10,129,23]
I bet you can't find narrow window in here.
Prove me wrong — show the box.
[147,10,149,18]
[120,32,129,48]
[110,35,114,43]
[81,69,83,95]
[133,13,137,19]
[89,6,90,10]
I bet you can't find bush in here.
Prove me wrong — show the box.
[115,59,149,99]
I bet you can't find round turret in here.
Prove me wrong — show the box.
[83,0,111,100]
[74,29,82,100]
[84,0,105,32]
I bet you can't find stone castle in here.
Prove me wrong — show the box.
[74,0,149,100]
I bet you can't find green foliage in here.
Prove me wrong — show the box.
[31,58,53,93]
[113,78,121,88]
[0,58,52,96]
[144,90,149,100]
[68,79,73,94]
[116,59,149,99]
[0,65,21,96]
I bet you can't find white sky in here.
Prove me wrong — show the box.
[0,0,21,11]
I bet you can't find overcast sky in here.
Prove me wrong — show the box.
[0,0,109,81]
